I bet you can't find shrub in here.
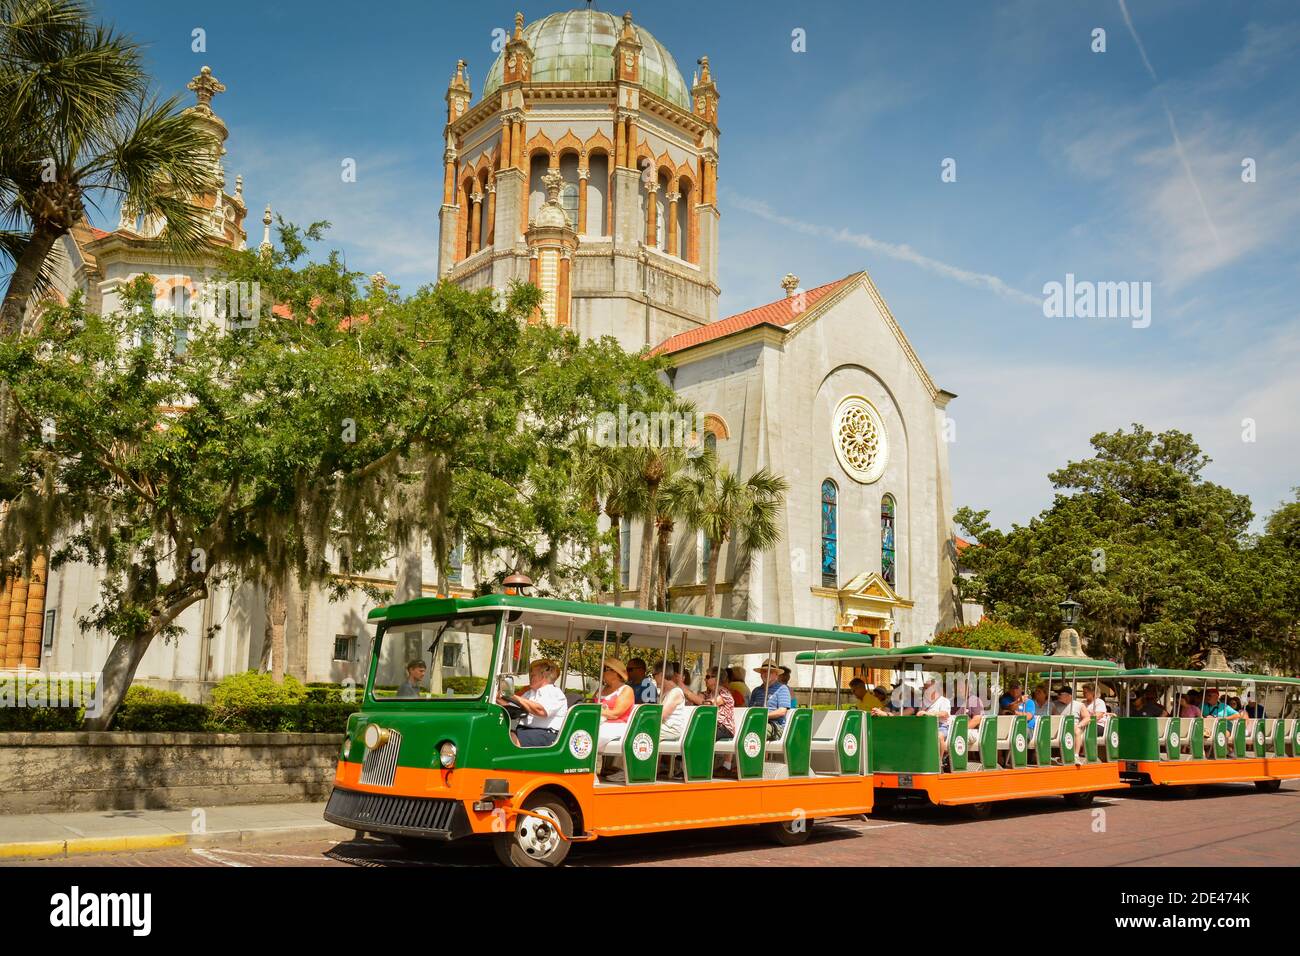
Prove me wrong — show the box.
[123,685,188,706]
[210,671,308,708]
[0,706,83,731]
[442,676,487,696]
[111,703,210,732]
[935,618,1043,656]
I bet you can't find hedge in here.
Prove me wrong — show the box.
[0,701,358,733]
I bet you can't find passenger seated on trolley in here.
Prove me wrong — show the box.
[1082,683,1109,717]
[653,662,688,742]
[1018,683,1048,731]
[999,680,1023,714]
[1137,686,1168,717]
[847,677,872,710]
[396,659,427,699]
[727,667,750,706]
[1202,688,1242,722]
[1050,685,1091,759]
[679,666,737,742]
[498,659,568,748]
[749,659,792,739]
[918,677,953,756]
[1243,696,1265,718]
[953,676,985,731]
[1179,692,1201,718]
[594,657,635,751]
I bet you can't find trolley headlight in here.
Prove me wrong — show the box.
[363,724,390,750]
[342,735,351,758]
[438,741,457,768]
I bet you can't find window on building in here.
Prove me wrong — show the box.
[881,494,897,588]
[821,479,838,587]
[333,635,357,662]
[620,516,631,589]
[447,532,464,586]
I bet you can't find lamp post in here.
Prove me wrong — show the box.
[1053,597,1086,657]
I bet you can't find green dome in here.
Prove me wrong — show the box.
[481,10,690,109]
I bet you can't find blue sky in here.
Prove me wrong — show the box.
[93,0,1300,533]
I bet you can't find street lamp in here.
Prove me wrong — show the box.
[1058,597,1081,627]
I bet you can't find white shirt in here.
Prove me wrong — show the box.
[661,686,688,737]
[519,683,568,730]
[1087,697,1108,714]
[1051,699,1085,718]
[922,694,952,730]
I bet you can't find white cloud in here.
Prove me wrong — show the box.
[728,192,1042,306]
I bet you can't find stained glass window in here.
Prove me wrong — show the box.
[881,494,896,588]
[821,479,838,588]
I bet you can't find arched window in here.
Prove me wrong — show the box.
[559,152,580,228]
[881,494,896,588]
[821,480,838,588]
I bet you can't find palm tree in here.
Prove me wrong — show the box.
[573,435,644,605]
[669,450,790,617]
[1,0,220,335]
[626,438,692,611]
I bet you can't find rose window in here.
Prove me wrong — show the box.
[832,396,888,483]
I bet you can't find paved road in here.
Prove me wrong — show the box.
[9,783,1299,867]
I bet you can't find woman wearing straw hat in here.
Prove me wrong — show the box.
[594,657,635,750]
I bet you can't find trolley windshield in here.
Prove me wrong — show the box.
[368,612,500,703]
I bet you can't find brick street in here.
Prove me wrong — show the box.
[8,782,1297,868]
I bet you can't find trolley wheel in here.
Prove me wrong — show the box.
[493,795,573,867]
[763,816,814,847]
[1063,790,1095,808]
[959,801,993,820]
[1254,779,1283,793]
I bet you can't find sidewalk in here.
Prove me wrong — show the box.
[0,802,351,862]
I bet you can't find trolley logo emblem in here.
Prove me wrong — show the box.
[953,735,966,756]
[743,732,762,759]
[1014,733,1026,753]
[568,730,593,760]
[631,733,654,761]
[1169,732,1179,748]
[843,733,858,757]
[1217,732,1227,748]
[1064,732,1075,750]
[1109,730,1119,748]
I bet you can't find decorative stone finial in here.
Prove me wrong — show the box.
[187,65,226,109]
[259,203,273,254]
[698,55,711,83]
[234,174,243,199]
[370,272,388,289]
[514,11,524,38]
[781,273,800,298]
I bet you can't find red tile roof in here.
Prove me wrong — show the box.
[651,273,860,356]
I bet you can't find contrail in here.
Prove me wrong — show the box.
[729,194,1041,307]
[1117,0,1221,246]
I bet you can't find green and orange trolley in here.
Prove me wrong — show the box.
[325,593,874,865]
[1111,668,1300,794]
[797,644,1128,817]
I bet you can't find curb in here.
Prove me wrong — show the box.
[0,823,350,862]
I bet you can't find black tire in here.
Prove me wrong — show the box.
[763,817,814,846]
[1254,779,1283,793]
[1063,790,1095,808]
[493,795,573,867]
[959,801,993,820]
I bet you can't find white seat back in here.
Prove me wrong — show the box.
[995,715,1016,743]
[811,709,845,741]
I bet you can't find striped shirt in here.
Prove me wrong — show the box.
[749,682,792,726]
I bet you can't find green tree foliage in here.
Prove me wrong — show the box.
[955,425,1297,669]
[1,0,221,334]
[0,219,676,727]
[934,618,1043,656]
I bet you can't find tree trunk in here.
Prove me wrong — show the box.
[704,534,724,617]
[394,527,423,603]
[1,223,61,336]
[82,633,153,730]
[268,574,287,684]
[636,485,659,609]
[656,521,672,613]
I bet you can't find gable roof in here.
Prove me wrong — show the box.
[650,273,860,356]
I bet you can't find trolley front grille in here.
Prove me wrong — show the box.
[325,788,464,837]
[359,729,402,787]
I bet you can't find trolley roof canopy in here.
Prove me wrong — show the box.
[368,594,876,653]
[1115,667,1300,687]
[795,643,1121,674]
